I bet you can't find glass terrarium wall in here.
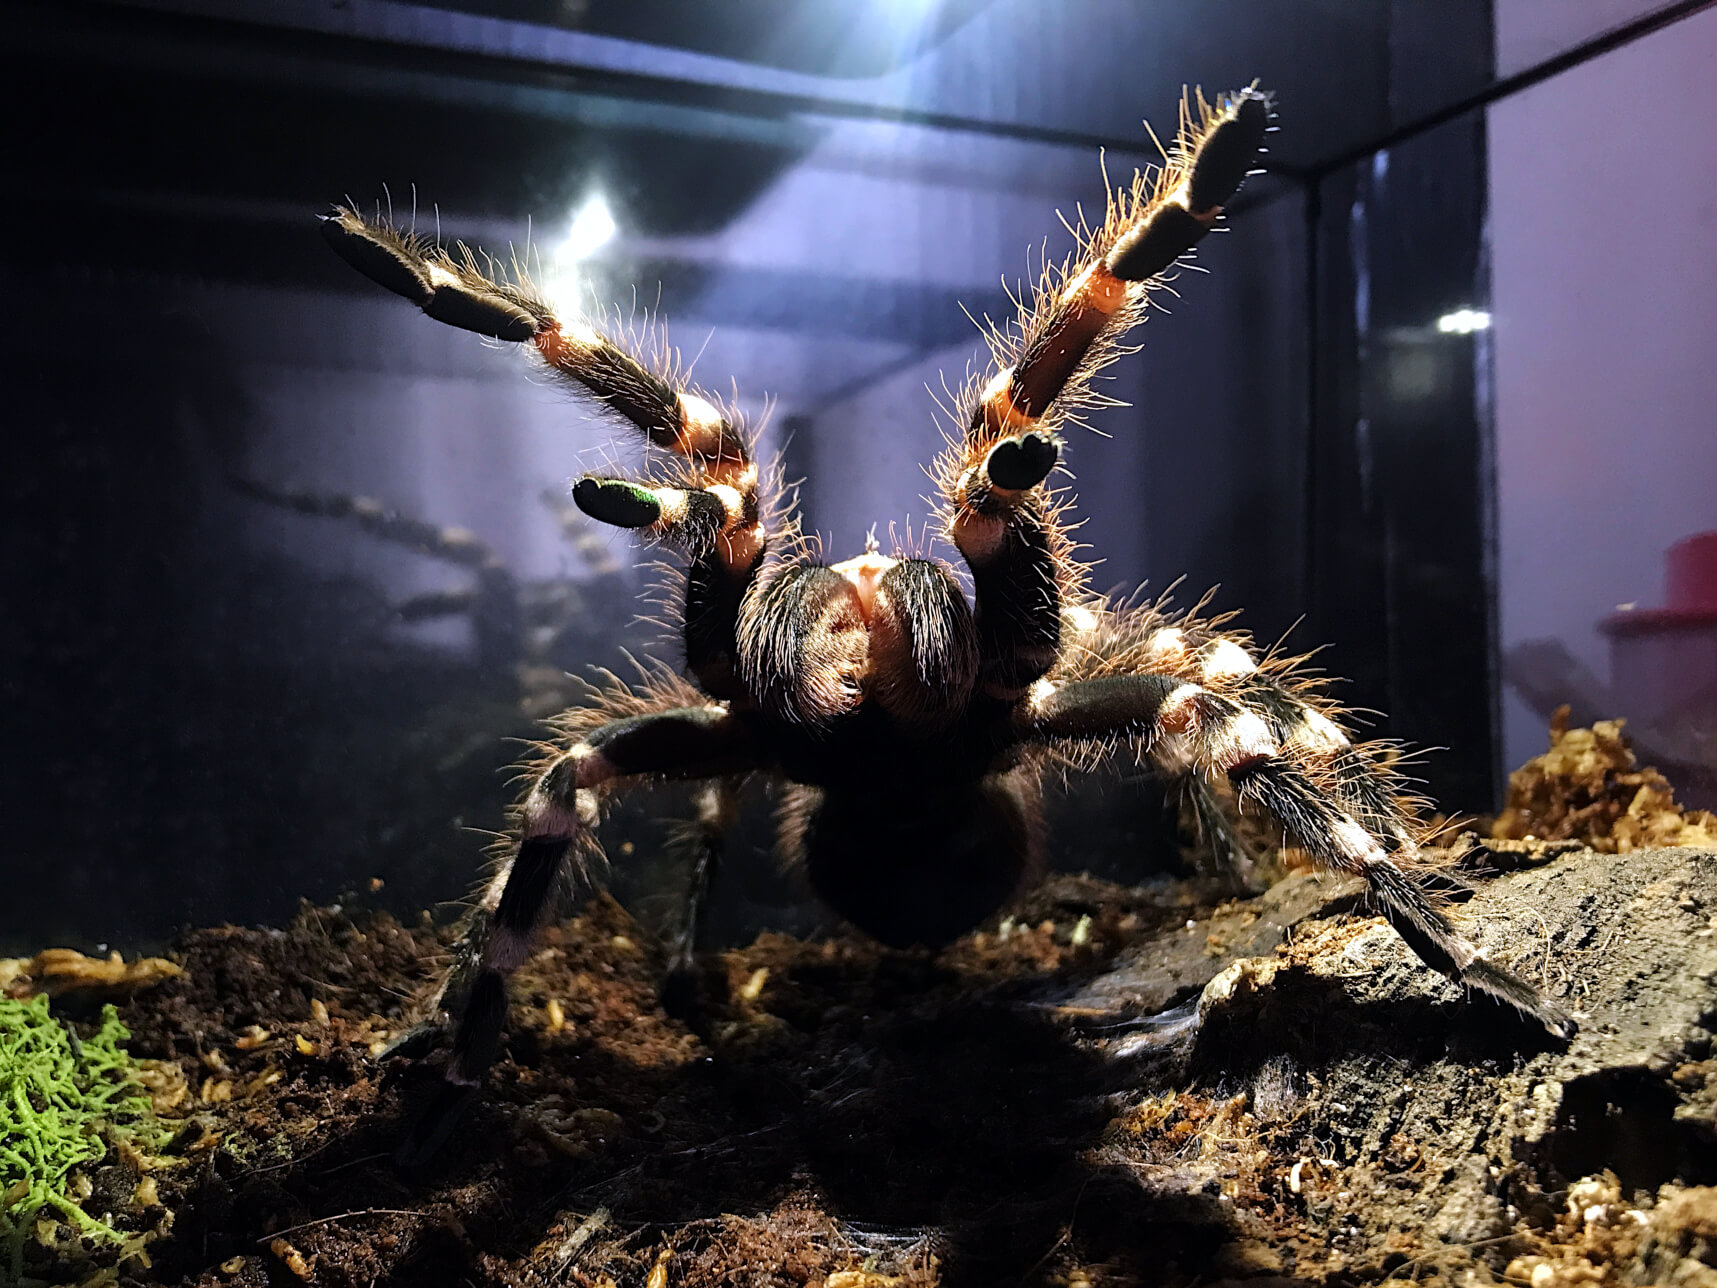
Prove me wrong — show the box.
[1294,8,1500,814]
[5,0,1522,954]
[1489,1,1717,809]
[1285,0,1717,816]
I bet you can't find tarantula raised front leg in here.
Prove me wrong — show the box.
[319,204,769,701]
[940,88,1272,701]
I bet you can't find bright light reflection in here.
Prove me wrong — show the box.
[1436,307,1492,334]
[555,193,617,265]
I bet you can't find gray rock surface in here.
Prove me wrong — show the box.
[1092,846,1717,1285]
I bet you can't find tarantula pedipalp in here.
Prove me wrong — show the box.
[321,87,1574,1159]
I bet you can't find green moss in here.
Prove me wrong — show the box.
[0,993,163,1279]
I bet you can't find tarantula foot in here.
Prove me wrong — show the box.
[985,430,1060,490]
[659,964,709,1025]
[318,207,540,341]
[375,1019,446,1063]
[1189,87,1272,211]
[318,209,432,304]
[572,477,662,529]
[1469,958,1579,1040]
[658,941,733,1025]
[396,1080,479,1167]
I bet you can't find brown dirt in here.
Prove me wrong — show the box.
[16,723,1717,1287]
[1494,706,1717,852]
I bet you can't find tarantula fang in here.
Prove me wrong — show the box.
[320,86,1575,1162]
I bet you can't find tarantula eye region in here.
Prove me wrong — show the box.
[827,550,899,623]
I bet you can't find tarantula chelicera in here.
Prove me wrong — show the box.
[322,87,1573,1158]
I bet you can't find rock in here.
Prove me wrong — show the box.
[1108,846,1717,1284]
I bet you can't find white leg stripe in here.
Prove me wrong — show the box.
[707,483,743,524]
[1207,710,1279,769]
[1199,638,1257,683]
[1026,677,1058,718]
[1062,602,1100,635]
[1291,709,1350,755]
[523,795,583,841]
[575,787,600,827]
[1332,818,1386,865]
[679,392,724,433]
[656,490,691,524]
[1143,628,1188,667]
[1160,682,1205,731]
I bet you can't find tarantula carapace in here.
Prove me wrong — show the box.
[322,87,1573,1158]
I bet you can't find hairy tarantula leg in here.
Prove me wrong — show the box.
[572,475,767,698]
[1225,668,1484,896]
[969,88,1269,445]
[319,206,752,476]
[322,206,771,699]
[1230,759,1575,1038]
[398,705,760,1164]
[571,476,764,573]
[948,487,1067,698]
[1179,771,1263,890]
[941,91,1269,699]
[659,779,739,1021]
[948,445,1067,699]
[1129,624,1436,862]
[229,478,503,571]
[1018,676,1575,1038]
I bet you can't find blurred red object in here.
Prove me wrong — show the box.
[1602,531,1717,634]
[1601,531,1717,727]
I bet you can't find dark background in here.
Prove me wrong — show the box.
[1,0,1516,952]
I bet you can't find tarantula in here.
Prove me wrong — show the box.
[321,87,1573,1159]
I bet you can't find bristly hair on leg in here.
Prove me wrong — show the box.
[936,85,1273,449]
[397,660,707,1038]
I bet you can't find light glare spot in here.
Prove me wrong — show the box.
[556,193,617,265]
[1436,307,1491,334]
